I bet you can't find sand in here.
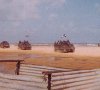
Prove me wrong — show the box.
[0,45,100,71]
[1,45,100,57]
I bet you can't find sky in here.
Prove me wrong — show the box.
[0,0,100,43]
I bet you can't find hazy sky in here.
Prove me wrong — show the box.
[0,0,100,43]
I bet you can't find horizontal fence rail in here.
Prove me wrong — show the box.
[0,62,100,90]
[0,59,24,75]
[42,69,100,90]
[20,63,100,90]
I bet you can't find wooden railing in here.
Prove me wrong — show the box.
[42,69,100,90]
[0,63,99,90]
[0,59,24,75]
[19,63,100,90]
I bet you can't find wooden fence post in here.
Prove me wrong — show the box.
[48,74,51,90]
[16,61,21,75]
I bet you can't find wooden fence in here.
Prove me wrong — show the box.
[43,69,100,90]
[0,62,99,90]
[0,59,24,75]
[20,63,100,90]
